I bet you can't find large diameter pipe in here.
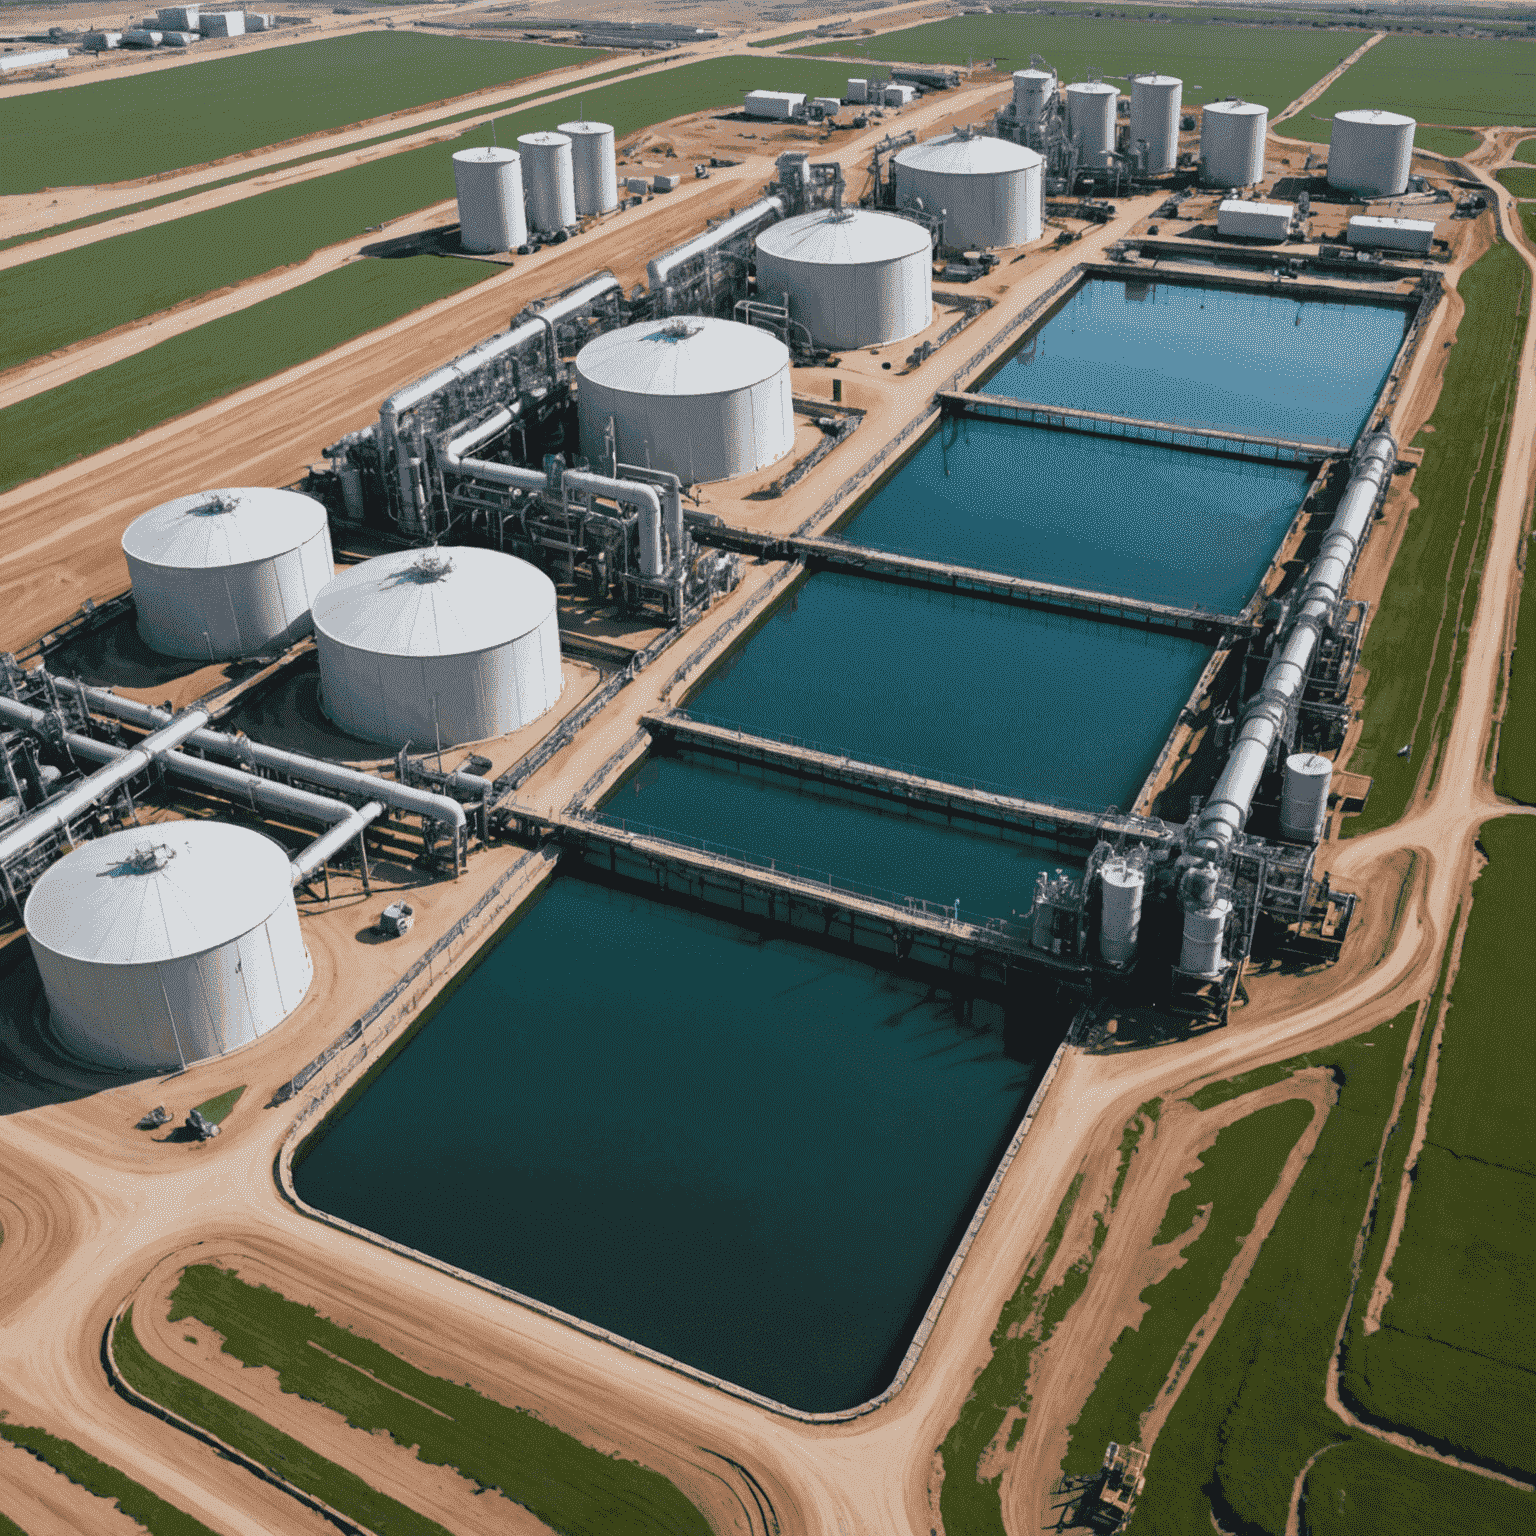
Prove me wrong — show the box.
[290,801,383,885]
[647,196,784,300]
[1191,430,1395,860]
[564,469,664,578]
[0,705,208,865]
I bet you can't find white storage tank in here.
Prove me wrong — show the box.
[1180,897,1231,977]
[1347,214,1436,254]
[1328,109,1416,197]
[123,487,334,661]
[453,147,527,253]
[1217,198,1293,241]
[313,547,561,748]
[1098,859,1144,966]
[893,133,1043,250]
[575,317,794,484]
[558,119,618,216]
[754,207,932,350]
[517,131,576,234]
[1201,98,1268,187]
[26,824,312,1072]
[1280,752,1333,843]
[1012,67,1056,131]
[1065,80,1119,169]
[1129,74,1182,173]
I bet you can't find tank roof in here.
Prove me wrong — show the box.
[313,546,555,659]
[894,133,1042,176]
[454,146,519,164]
[25,823,293,965]
[1013,67,1054,80]
[557,119,614,135]
[575,317,789,397]
[1334,108,1416,127]
[756,207,930,266]
[517,130,570,147]
[1205,98,1268,116]
[122,488,327,570]
[1066,79,1119,95]
[1132,73,1181,86]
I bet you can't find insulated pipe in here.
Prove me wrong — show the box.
[564,470,665,578]
[290,801,384,886]
[0,705,208,866]
[1191,430,1396,861]
[646,196,785,305]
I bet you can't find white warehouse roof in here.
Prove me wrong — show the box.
[1350,215,1436,234]
[312,547,556,658]
[122,487,328,569]
[756,207,930,266]
[895,134,1043,176]
[575,316,789,398]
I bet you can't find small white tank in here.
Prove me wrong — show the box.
[1280,752,1333,843]
[1328,109,1416,197]
[123,487,333,660]
[453,147,526,253]
[1129,74,1182,173]
[558,119,618,216]
[1201,99,1268,187]
[1012,67,1055,130]
[1180,897,1231,978]
[1066,80,1119,169]
[518,131,576,233]
[26,823,312,1071]
[1098,859,1145,966]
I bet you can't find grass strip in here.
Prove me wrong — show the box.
[0,54,855,375]
[1111,1098,1161,1211]
[113,1305,454,1536]
[1518,137,1536,165]
[0,255,495,496]
[0,33,603,195]
[0,1509,23,1536]
[0,1421,217,1536]
[1308,34,1536,128]
[1494,530,1536,802]
[190,1085,245,1125]
[1344,239,1530,836]
[1412,126,1481,159]
[1063,1098,1318,1478]
[1497,166,1536,197]
[166,1264,713,1536]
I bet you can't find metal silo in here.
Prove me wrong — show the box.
[1327,109,1416,197]
[575,317,794,484]
[1200,98,1268,186]
[313,547,562,748]
[558,119,619,216]
[892,133,1043,250]
[754,208,932,350]
[1065,80,1119,168]
[1129,74,1182,173]
[517,131,576,233]
[1012,66,1055,129]
[453,146,527,252]
[123,487,333,661]
[25,823,312,1071]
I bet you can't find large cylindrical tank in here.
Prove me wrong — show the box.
[1098,859,1145,966]
[1180,897,1231,978]
[452,146,526,253]
[558,119,618,216]
[1327,109,1416,197]
[1012,67,1055,130]
[1201,99,1268,187]
[1129,74,1182,173]
[123,487,333,661]
[892,133,1043,250]
[312,547,562,747]
[575,317,794,484]
[754,207,932,350]
[1280,752,1333,843]
[1065,80,1119,169]
[25,823,312,1071]
[517,130,576,233]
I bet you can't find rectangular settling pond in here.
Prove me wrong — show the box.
[295,878,1057,1412]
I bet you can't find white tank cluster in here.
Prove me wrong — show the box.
[123,487,334,661]
[453,147,527,254]
[893,133,1043,250]
[1129,74,1182,173]
[25,823,312,1072]
[518,131,577,235]
[1327,109,1416,197]
[1011,66,1056,132]
[559,119,620,216]
[1201,98,1268,187]
[312,547,562,747]
[1065,80,1119,169]
[754,207,932,350]
[575,317,794,484]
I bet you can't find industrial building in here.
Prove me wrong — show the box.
[1348,215,1437,254]
[1217,198,1294,242]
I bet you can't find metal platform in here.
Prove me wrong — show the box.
[938,390,1341,465]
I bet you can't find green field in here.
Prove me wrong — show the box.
[0,33,603,196]
[0,256,495,495]
[158,1264,712,1536]
[0,54,856,377]
[1344,239,1530,835]
[1411,125,1481,158]
[1495,527,1536,802]
[1498,165,1536,195]
[1062,1098,1316,1477]
[0,1420,217,1536]
[0,1508,22,1536]
[1309,34,1536,127]
[790,14,1366,107]
[1518,136,1536,163]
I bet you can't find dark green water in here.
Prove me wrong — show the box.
[295,879,1045,1411]
[984,277,1408,445]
